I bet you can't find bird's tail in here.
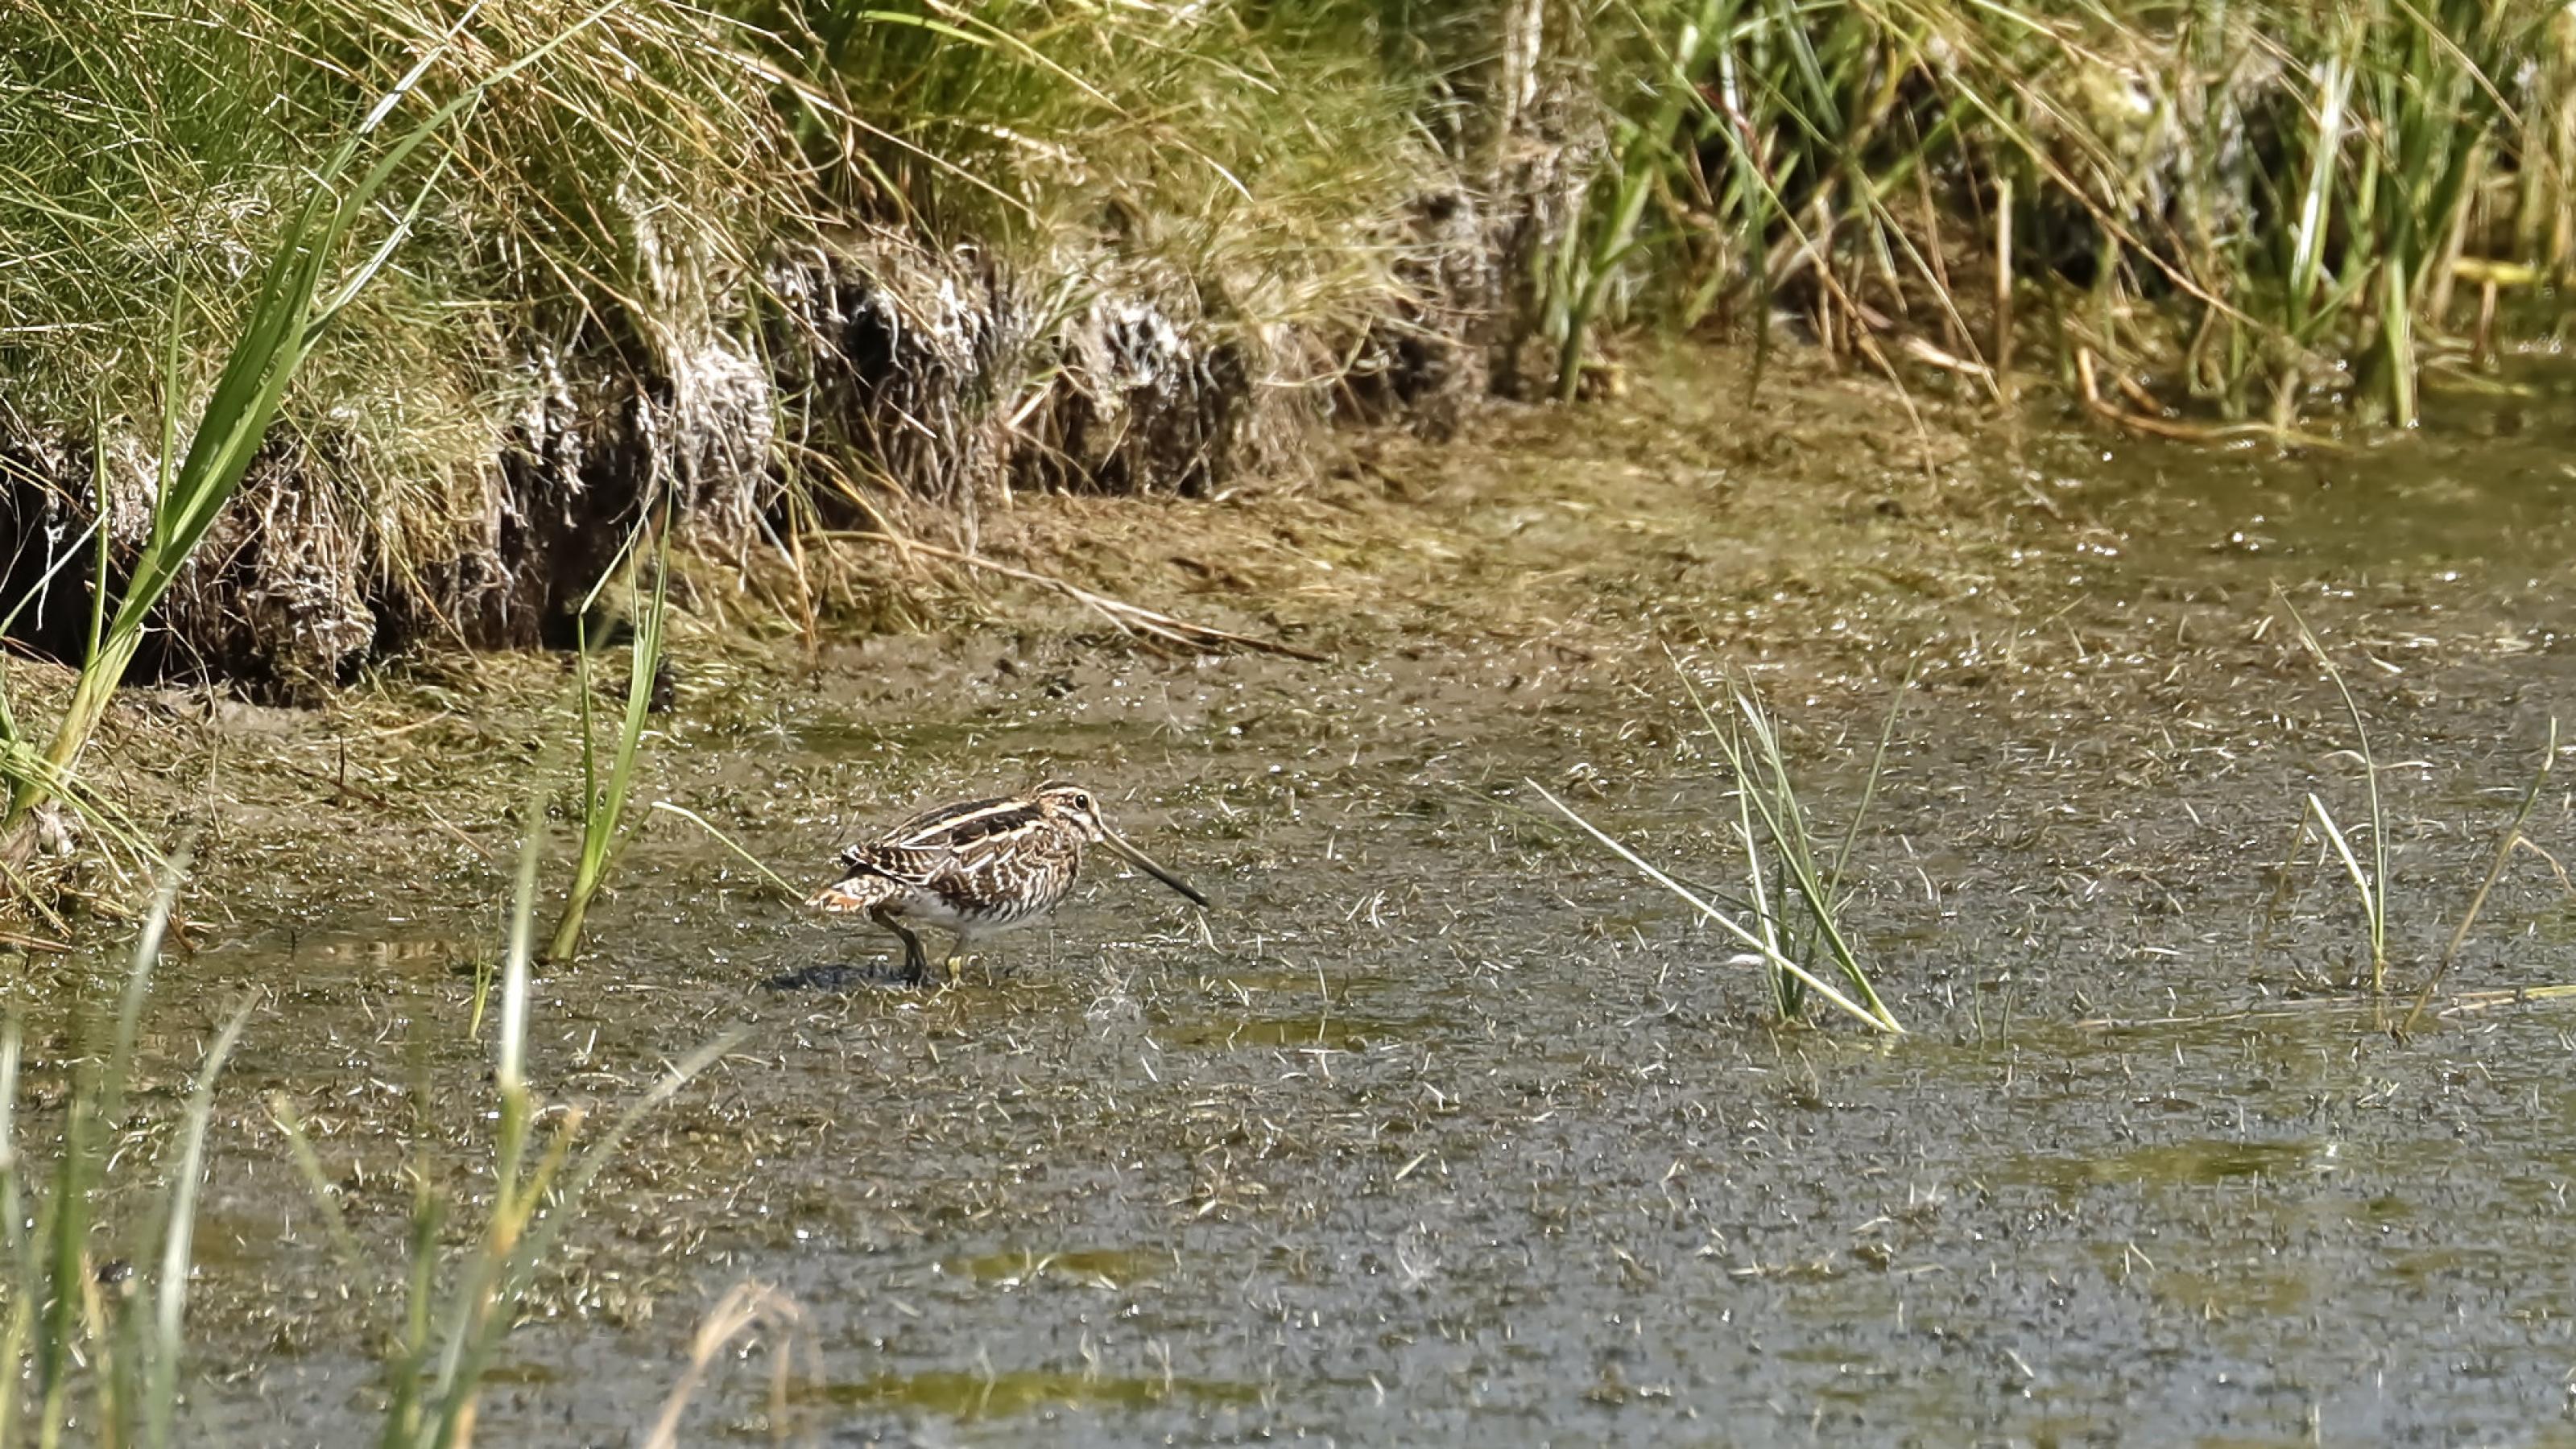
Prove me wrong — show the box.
[808,873,895,914]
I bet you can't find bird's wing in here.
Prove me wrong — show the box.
[834,793,1049,885]
[833,839,955,887]
[879,794,1033,848]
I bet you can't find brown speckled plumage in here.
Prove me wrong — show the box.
[810,782,1207,985]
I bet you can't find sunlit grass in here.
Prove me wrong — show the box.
[1529,672,1904,1034]
[1690,670,1907,1030]
[2281,598,2390,990]
[0,5,628,857]
[1548,0,2575,430]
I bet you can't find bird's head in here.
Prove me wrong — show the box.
[1032,781,1208,907]
[1032,781,1109,841]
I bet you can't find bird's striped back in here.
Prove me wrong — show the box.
[874,795,1050,852]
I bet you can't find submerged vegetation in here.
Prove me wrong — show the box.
[0,866,248,1449]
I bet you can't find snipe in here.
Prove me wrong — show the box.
[809,782,1208,985]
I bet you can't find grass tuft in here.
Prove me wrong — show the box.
[1685,668,1908,1029]
[2282,597,2390,989]
[2401,718,2559,1035]
[1531,670,1904,1034]
[546,512,674,962]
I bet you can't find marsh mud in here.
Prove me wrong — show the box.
[38,345,2576,1443]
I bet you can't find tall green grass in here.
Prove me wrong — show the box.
[0,0,1437,584]
[545,517,674,962]
[5,2,2571,890]
[0,858,251,1449]
[0,1,1450,815]
[2284,604,2392,991]
[1690,671,1905,1029]
[0,5,639,854]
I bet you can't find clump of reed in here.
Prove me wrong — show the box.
[2263,597,2563,1021]
[1534,670,1904,1034]
[0,860,249,1448]
[1544,0,2576,431]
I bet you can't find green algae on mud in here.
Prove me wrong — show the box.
[32,343,2576,1443]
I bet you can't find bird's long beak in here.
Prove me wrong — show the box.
[1101,828,1209,907]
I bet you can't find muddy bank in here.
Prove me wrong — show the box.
[0,3,1590,704]
[20,342,2576,1443]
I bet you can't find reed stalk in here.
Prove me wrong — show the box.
[1550,0,2570,429]
[1686,672,1905,1030]
[1532,778,1900,1033]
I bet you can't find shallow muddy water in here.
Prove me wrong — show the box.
[51,349,2576,1444]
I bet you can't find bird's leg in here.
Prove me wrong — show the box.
[943,931,969,989]
[871,906,929,987]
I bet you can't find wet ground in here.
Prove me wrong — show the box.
[31,344,2576,1443]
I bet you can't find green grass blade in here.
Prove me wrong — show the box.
[2305,794,2382,975]
[2289,47,2355,333]
[647,803,805,901]
[143,997,254,1449]
[2285,597,2388,985]
[548,514,671,961]
[0,1017,27,1443]
[263,1092,368,1282]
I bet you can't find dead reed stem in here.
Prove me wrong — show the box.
[817,530,1329,662]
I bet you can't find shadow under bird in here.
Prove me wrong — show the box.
[809,782,1209,985]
